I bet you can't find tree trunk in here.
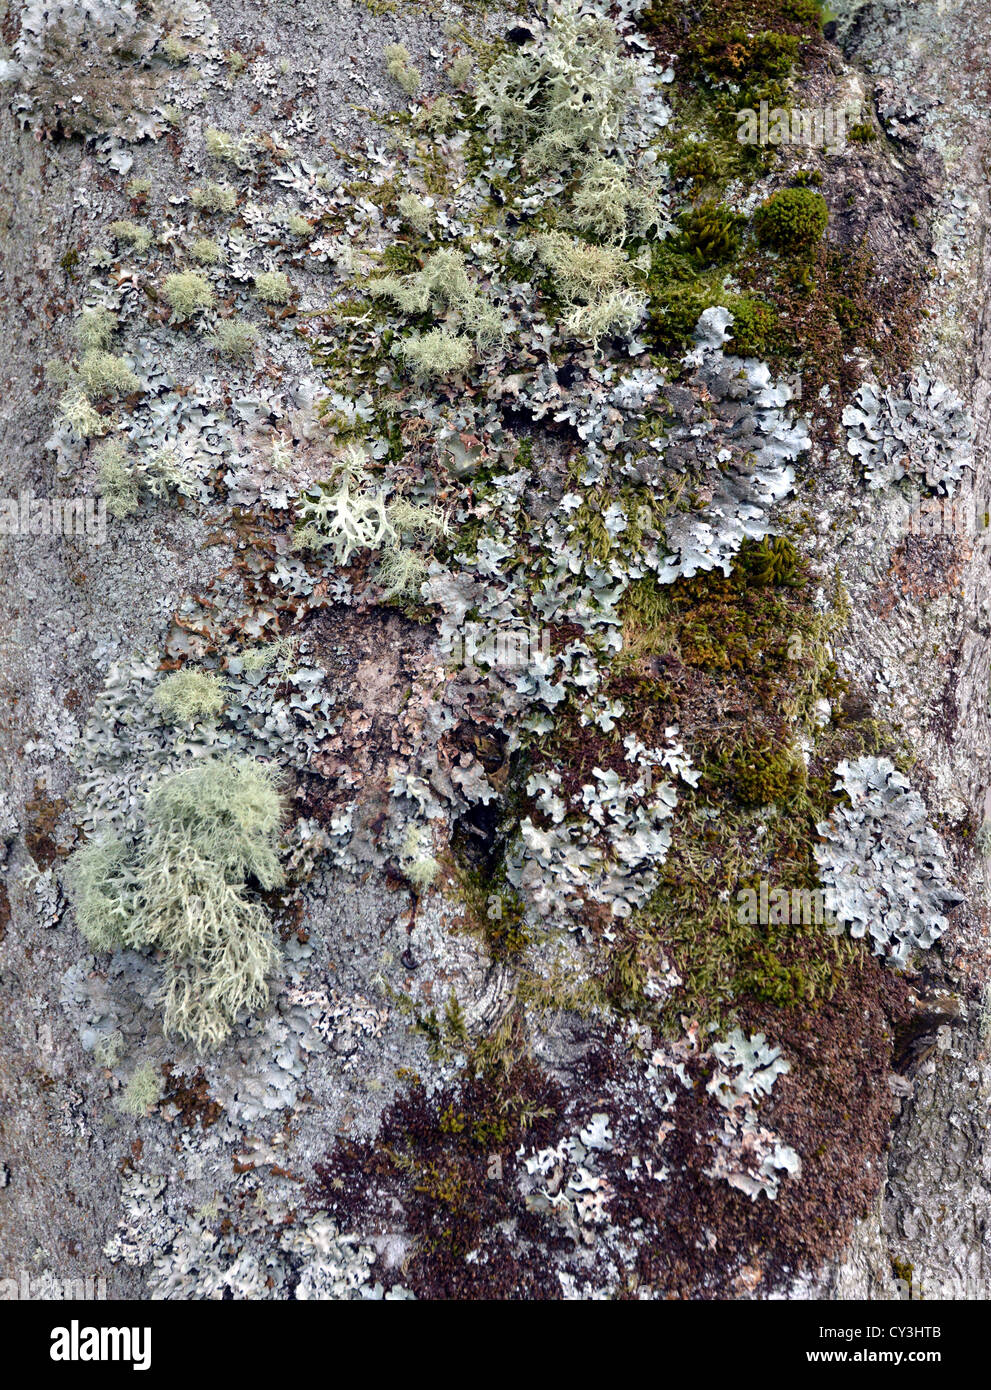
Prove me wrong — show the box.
[1,0,988,1301]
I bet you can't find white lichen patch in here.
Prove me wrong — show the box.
[842,370,974,494]
[815,756,962,968]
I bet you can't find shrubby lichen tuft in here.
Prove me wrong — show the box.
[109,219,153,255]
[398,328,474,379]
[190,181,237,214]
[384,42,421,96]
[205,317,258,359]
[253,270,291,304]
[153,670,226,725]
[117,1063,162,1117]
[96,439,140,518]
[74,307,117,351]
[162,271,214,320]
[69,756,285,1051]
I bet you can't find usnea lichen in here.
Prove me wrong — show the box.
[69,756,285,1050]
[153,670,226,725]
[162,270,214,320]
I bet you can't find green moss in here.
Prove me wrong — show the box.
[632,791,856,1024]
[754,187,829,257]
[847,122,876,143]
[673,200,742,267]
[454,863,528,960]
[647,279,713,355]
[642,0,821,36]
[726,295,786,357]
[669,139,720,183]
[691,28,799,85]
[735,534,805,587]
[702,731,807,807]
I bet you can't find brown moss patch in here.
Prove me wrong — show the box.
[311,1061,565,1299]
[160,1066,223,1130]
[24,786,67,869]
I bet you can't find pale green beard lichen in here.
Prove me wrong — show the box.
[153,670,226,725]
[95,439,192,520]
[253,270,291,304]
[398,192,434,234]
[117,1062,162,1117]
[69,757,285,1052]
[92,1029,126,1070]
[400,823,440,889]
[520,231,647,346]
[474,0,641,174]
[206,317,258,359]
[287,213,313,238]
[162,270,214,320]
[96,439,140,518]
[205,125,241,161]
[384,42,420,96]
[59,393,108,440]
[73,306,117,351]
[78,348,141,398]
[398,328,474,379]
[376,544,429,603]
[567,158,662,244]
[190,237,224,265]
[109,219,153,255]
[190,180,237,213]
[370,247,504,351]
[387,497,449,540]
